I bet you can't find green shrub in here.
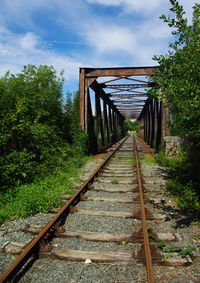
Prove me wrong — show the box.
[0,149,36,189]
[155,152,183,169]
[166,177,183,195]
[0,66,89,191]
[154,150,200,218]
[72,128,88,154]
[177,187,200,216]
[0,152,90,224]
[143,154,155,164]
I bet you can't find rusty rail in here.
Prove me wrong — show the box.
[133,136,155,283]
[0,136,128,283]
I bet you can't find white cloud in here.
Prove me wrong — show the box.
[83,0,196,65]
[19,32,39,50]
[140,18,171,40]
[86,0,166,14]
[83,13,172,64]
[0,0,197,90]
[86,25,136,54]
[86,0,196,22]
[0,28,83,82]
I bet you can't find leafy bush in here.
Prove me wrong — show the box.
[0,64,91,224]
[155,151,183,169]
[71,91,88,153]
[142,154,156,164]
[155,151,200,218]
[0,65,66,189]
[177,187,199,214]
[0,65,89,191]
[0,149,36,189]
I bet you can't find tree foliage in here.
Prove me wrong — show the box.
[149,0,200,145]
[123,120,139,135]
[0,65,87,190]
[149,1,200,216]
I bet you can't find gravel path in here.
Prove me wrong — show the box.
[0,136,199,283]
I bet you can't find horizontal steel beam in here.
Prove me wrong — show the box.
[110,94,147,98]
[108,90,147,95]
[84,67,156,77]
[101,83,154,88]
[113,101,145,104]
[117,105,144,108]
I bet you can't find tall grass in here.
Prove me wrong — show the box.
[0,154,91,224]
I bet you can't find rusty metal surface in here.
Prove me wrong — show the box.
[79,66,156,128]
[101,83,153,89]
[0,137,128,283]
[79,65,167,150]
[84,67,156,77]
[133,136,155,283]
[79,68,85,130]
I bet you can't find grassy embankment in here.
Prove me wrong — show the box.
[0,149,91,225]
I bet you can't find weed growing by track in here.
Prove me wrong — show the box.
[112,177,119,184]
[0,154,91,224]
[140,154,156,164]
[154,152,200,219]
[152,240,196,261]
[140,151,200,220]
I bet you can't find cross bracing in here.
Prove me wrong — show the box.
[79,66,170,153]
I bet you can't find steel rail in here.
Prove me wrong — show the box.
[133,136,155,283]
[0,136,128,283]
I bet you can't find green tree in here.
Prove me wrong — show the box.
[62,92,73,143]
[71,91,88,153]
[149,1,200,209]
[149,0,200,145]
[123,120,139,135]
[0,65,65,189]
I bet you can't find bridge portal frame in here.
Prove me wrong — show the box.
[79,66,169,152]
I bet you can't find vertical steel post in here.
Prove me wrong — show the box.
[87,89,98,153]
[150,99,155,148]
[147,103,151,145]
[108,106,112,131]
[144,111,147,142]
[95,92,100,151]
[149,101,152,146]
[108,106,112,143]
[79,68,85,130]
[157,100,162,149]
[103,100,109,145]
[95,93,105,148]
[161,101,169,147]
[154,99,158,150]
[84,79,89,133]
[139,117,144,139]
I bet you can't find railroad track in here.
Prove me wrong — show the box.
[0,136,195,282]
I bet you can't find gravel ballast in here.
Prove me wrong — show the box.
[0,136,199,282]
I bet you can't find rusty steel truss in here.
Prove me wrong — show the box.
[79,66,169,152]
[138,98,169,149]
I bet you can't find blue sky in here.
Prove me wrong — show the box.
[0,0,196,94]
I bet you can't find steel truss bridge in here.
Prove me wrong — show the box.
[79,67,169,153]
